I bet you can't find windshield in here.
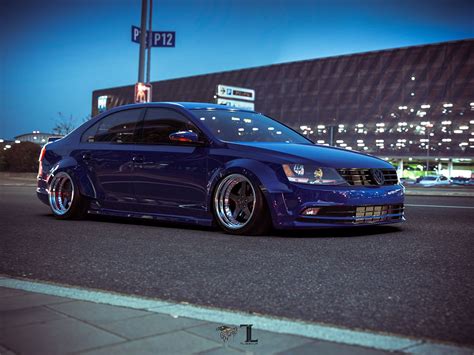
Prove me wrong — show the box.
[192,110,311,144]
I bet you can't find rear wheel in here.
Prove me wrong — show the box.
[49,172,87,219]
[213,173,272,235]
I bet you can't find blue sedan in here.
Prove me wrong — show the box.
[37,102,404,235]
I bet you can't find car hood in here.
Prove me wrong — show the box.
[227,142,393,168]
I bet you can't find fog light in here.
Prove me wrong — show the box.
[302,207,320,216]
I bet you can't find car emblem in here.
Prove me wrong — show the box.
[371,169,385,185]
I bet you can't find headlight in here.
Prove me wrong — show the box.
[282,164,348,185]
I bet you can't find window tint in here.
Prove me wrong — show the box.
[81,109,142,143]
[140,108,200,144]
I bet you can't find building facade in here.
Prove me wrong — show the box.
[92,39,474,161]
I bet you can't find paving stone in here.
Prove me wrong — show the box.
[185,322,313,353]
[1,306,65,328]
[82,330,220,355]
[0,293,71,311]
[277,340,396,355]
[0,287,28,298]
[48,300,150,324]
[98,313,206,339]
[0,317,124,355]
[403,342,474,355]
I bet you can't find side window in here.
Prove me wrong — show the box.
[140,108,200,144]
[440,176,448,181]
[81,109,142,143]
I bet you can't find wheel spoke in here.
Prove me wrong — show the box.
[229,193,240,203]
[242,206,251,219]
[233,206,243,219]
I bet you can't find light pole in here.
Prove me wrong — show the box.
[146,0,153,84]
[138,0,148,83]
[425,122,433,176]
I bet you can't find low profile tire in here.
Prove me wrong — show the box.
[213,173,272,235]
[49,172,87,219]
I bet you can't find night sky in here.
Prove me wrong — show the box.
[1,0,473,139]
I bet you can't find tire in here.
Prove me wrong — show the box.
[48,171,87,219]
[213,173,272,235]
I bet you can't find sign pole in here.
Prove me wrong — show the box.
[146,0,153,84]
[138,0,148,83]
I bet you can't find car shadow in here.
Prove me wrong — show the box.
[42,212,403,239]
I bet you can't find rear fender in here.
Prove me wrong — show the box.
[47,158,96,199]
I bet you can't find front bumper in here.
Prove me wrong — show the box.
[267,183,405,229]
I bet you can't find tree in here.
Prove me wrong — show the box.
[4,142,41,172]
[52,112,92,135]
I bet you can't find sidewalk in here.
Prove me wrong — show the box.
[1,286,397,355]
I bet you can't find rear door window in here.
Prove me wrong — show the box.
[82,109,142,143]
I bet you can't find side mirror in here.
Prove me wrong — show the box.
[169,131,201,144]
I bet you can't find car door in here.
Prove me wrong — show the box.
[132,107,209,218]
[78,108,144,211]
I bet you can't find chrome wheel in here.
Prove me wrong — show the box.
[214,174,257,230]
[49,172,75,216]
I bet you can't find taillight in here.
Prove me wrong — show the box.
[39,146,46,162]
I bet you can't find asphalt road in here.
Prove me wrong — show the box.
[1,185,473,346]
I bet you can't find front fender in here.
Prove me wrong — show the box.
[206,159,291,227]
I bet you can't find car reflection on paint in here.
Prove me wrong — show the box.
[37,102,404,235]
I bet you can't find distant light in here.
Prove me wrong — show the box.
[252,127,259,131]
[356,123,364,128]
[340,143,347,147]
[336,140,344,143]
[200,117,205,120]
[442,138,452,142]
[411,76,415,81]
[276,131,282,135]
[459,142,468,146]
[238,128,244,132]
[5,144,11,148]
[453,130,463,134]
[33,136,37,140]
[0,139,3,143]
[231,117,240,121]
[398,106,407,110]
[14,140,20,144]
[357,143,365,147]
[408,157,413,161]
[317,140,325,144]
[317,125,325,129]
[357,139,364,143]
[268,127,274,131]
[299,125,308,130]
[410,92,415,96]
[212,116,216,120]
[243,118,251,123]
[420,104,430,109]
[459,125,468,130]
[443,103,453,108]
[363,146,368,150]
[338,124,344,128]
[441,121,452,125]
[376,123,385,127]
[470,120,474,124]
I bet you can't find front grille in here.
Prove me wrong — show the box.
[337,168,399,186]
[301,204,404,224]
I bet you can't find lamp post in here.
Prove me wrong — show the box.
[137,0,148,83]
[146,0,153,84]
[425,122,433,176]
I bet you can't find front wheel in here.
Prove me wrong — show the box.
[49,172,87,219]
[213,173,272,235]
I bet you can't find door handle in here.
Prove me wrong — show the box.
[132,155,144,164]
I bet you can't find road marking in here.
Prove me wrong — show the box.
[406,204,474,209]
[0,277,472,353]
